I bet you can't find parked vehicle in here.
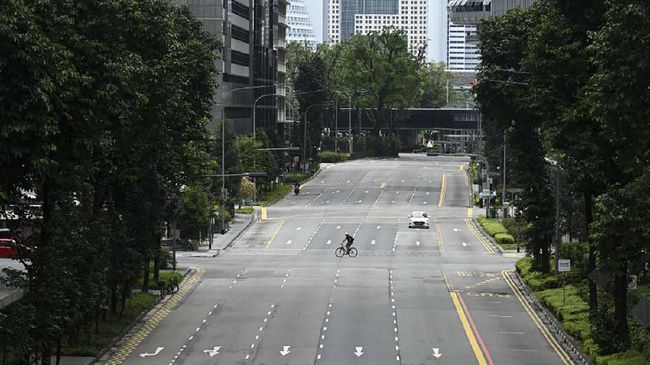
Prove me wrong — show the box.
[0,228,17,258]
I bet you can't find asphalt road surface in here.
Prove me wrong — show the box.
[121,154,571,365]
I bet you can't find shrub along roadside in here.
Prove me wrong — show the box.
[516,257,648,365]
[255,184,292,206]
[62,292,156,356]
[319,151,351,163]
[235,206,254,214]
[477,215,516,250]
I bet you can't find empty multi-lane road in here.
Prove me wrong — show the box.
[117,154,571,365]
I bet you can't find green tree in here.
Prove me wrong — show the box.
[178,184,210,239]
[418,62,452,108]
[339,28,420,135]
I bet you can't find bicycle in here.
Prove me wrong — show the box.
[335,244,358,258]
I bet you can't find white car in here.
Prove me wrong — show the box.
[408,211,430,229]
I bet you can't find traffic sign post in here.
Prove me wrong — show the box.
[558,259,571,305]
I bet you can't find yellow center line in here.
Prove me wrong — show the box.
[266,220,285,248]
[502,270,573,365]
[380,182,386,189]
[435,222,444,252]
[450,291,488,365]
[438,174,446,208]
[261,207,268,220]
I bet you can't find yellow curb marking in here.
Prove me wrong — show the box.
[261,207,267,220]
[502,270,573,365]
[465,218,496,253]
[467,208,474,217]
[104,269,204,365]
[380,182,386,189]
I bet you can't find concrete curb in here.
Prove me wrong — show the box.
[509,271,593,365]
[221,212,256,252]
[93,267,193,364]
[469,218,504,255]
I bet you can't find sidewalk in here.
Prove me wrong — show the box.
[180,211,257,257]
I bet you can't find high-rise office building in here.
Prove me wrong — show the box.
[287,0,318,48]
[173,0,287,136]
[447,22,479,70]
[327,0,428,55]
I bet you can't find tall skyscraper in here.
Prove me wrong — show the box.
[447,22,479,70]
[172,0,288,136]
[287,0,318,48]
[327,0,429,55]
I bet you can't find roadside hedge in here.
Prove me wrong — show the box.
[494,232,515,246]
[320,151,351,163]
[477,216,508,236]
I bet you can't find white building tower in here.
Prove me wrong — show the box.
[287,0,318,48]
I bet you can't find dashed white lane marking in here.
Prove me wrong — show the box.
[426,192,430,195]
[489,315,514,318]
[286,240,292,245]
[396,191,400,194]
[499,331,525,335]
[377,225,381,229]
[423,201,428,205]
[453,228,459,232]
[296,227,301,231]
[371,240,376,245]
[346,180,350,183]
[391,200,395,203]
[416,241,420,246]
[401,179,405,182]
[325,200,330,203]
[326,240,332,245]
[336,226,341,230]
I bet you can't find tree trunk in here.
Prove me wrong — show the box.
[55,338,61,365]
[142,255,150,293]
[613,270,630,346]
[41,342,51,365]
[584,191,598,315]
[153,245,160,287]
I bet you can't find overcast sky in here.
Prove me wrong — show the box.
[303,0,324,43]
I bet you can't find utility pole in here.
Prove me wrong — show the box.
[502,130,507,216]
[554,163,561,273]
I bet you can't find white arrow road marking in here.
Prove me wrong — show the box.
[433,348,442,358]
[203,346,221,357]
[286,240,292,245]
[139,347,164,358]
[371,240,376,245]
[326,240,332,245]
[354,347,364,357]
[416,241,420,246]
[453,228,459,232]
[280,346,291,356]
[462,242,470,247]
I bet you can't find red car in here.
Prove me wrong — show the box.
[0,228,17,258]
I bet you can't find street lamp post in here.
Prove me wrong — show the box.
[332,90,366,155]
[253,89,278,140]
[217,84,274,246]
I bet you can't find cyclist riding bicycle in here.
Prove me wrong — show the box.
[343,233,354,254]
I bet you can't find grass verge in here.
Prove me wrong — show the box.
[516,257,649,364]
[235,206,254,214]
[255,184,292,206]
